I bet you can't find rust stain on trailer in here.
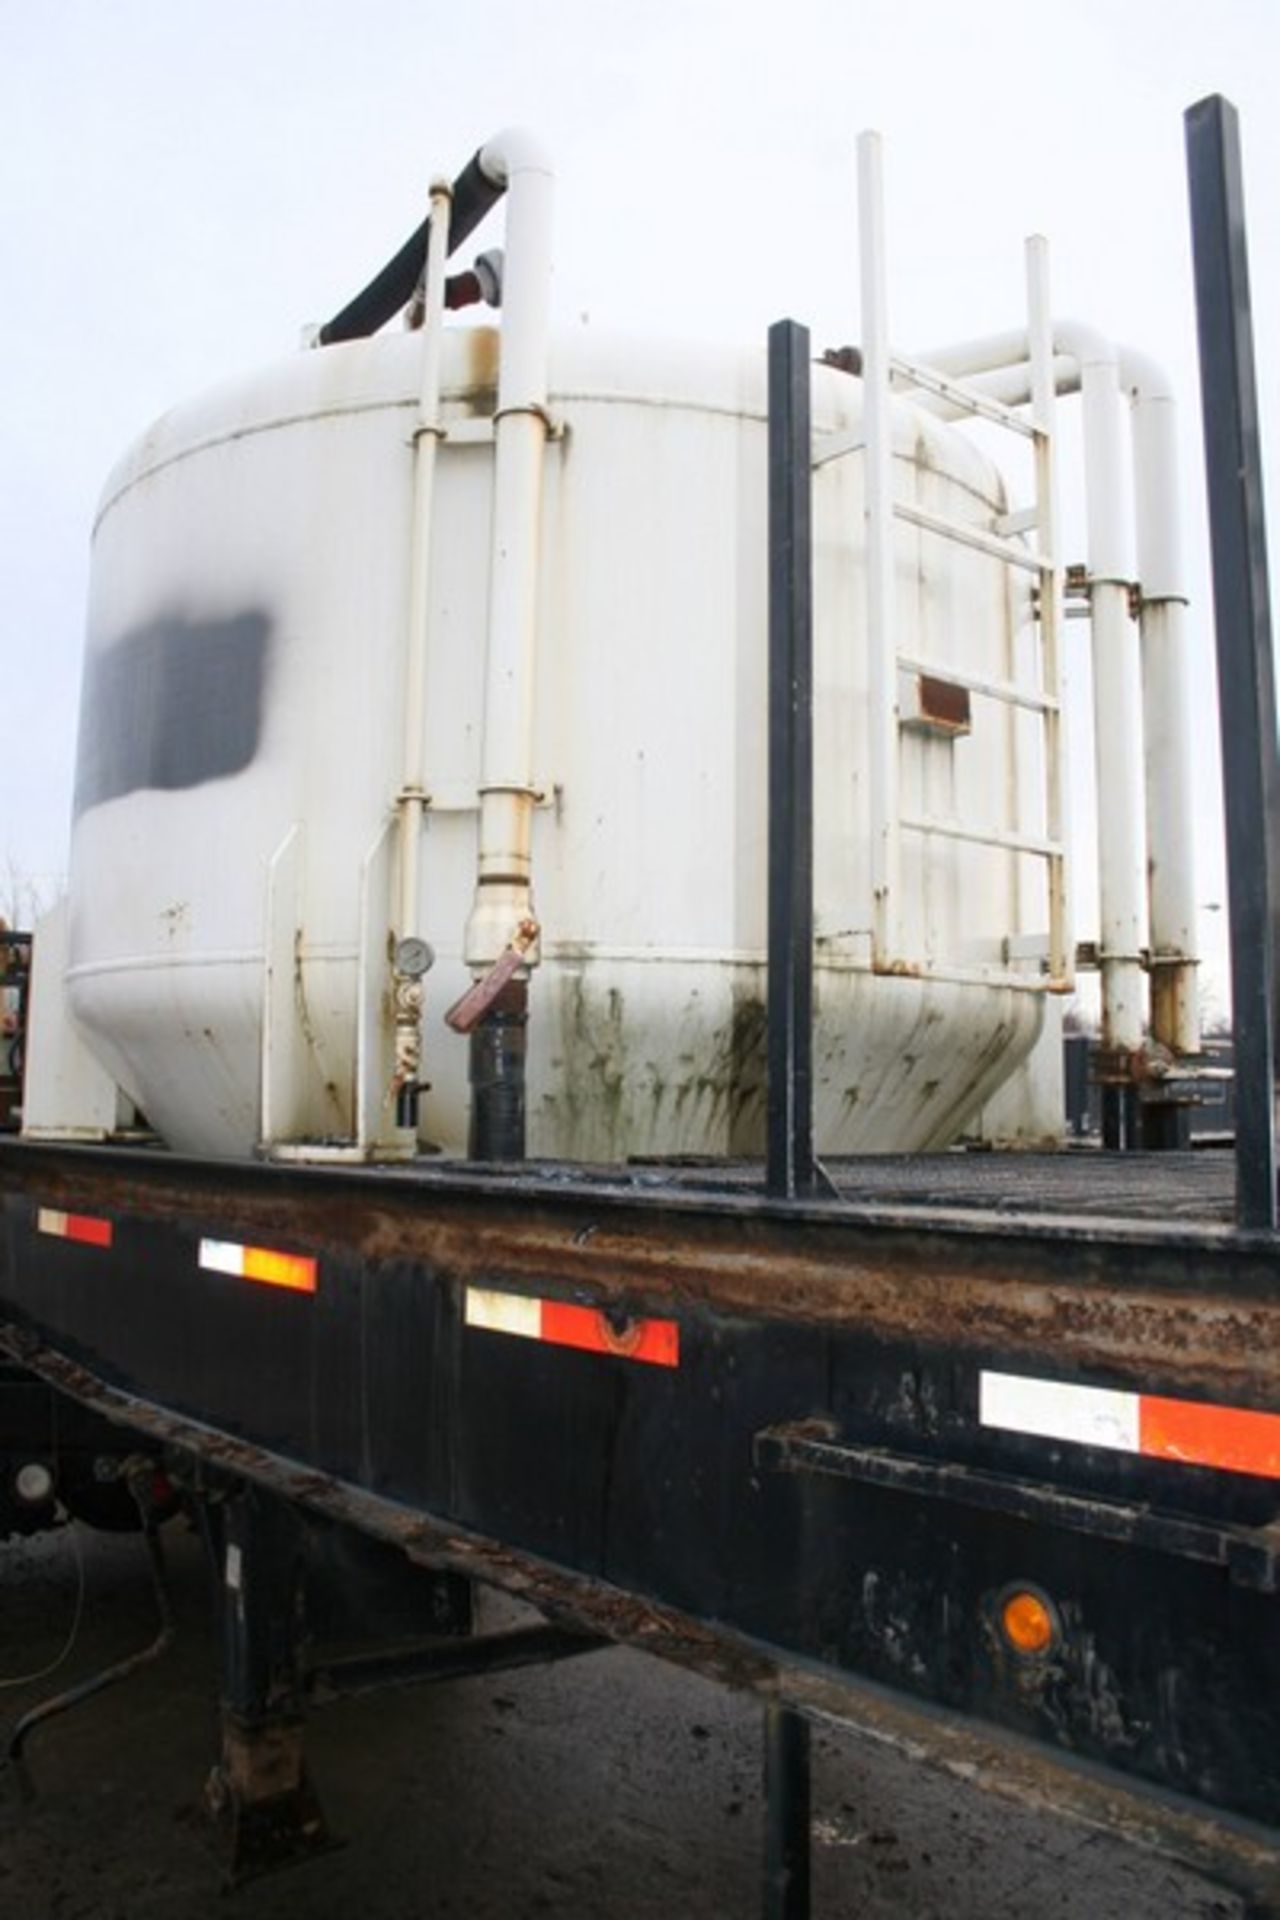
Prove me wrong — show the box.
[4,1149,1279,1405]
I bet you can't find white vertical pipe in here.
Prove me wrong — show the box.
[466,131,554,969]
[1123,351,1201,1055]
[389,179,452,1119]
[1081,347,1147,1055]
[1026,237,1071,988]
[397,180,452,943]
[857,130,901,967]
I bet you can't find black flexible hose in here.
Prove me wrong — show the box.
[318,148,505,346]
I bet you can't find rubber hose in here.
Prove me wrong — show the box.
[318,150,505,346]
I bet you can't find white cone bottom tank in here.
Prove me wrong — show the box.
[66,328,1050,1160]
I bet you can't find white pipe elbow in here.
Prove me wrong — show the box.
[1050,318,1116,375]
[914,319,1118,385]
[478,127,554,187]
[1117,344,1175,408]
[476,129,554,417]
[913,327,1029,379]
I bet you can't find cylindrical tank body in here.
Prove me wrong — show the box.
[67,327,1049,1159]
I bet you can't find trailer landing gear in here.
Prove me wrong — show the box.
[202,1477,610,1885]
[205,1483,336,1885]
[207,1719,332,1885]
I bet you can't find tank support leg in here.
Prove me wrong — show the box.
[207,1485,334,1885]
[1101,1083,1139,1151]
[762,1702,811,1919]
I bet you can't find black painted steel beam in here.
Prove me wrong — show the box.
[308,1624,605,1705]
[763,1702,811,1919]
[1185,94,1280,1230]
[767,319,817,1200]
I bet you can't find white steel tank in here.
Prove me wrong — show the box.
[65,323,1054,1160]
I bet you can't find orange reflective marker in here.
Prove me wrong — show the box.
[1000,1588,1056,1656]
[199,1238,317,1294]
[465,1286,680,1369]
[1139,1395,1280,1480]
[981,1371,1280,1483]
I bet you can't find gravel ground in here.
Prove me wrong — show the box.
[0,1522,1244,1919]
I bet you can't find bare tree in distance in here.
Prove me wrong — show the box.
[2,857,62,932]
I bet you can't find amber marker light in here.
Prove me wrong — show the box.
[999,1587,1057,1656]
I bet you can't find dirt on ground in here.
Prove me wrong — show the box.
[0,1522,1244,1919]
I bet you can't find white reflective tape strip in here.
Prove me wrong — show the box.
[979,1370,1140,1454]
[225,1543,243,1591]
[36,1209,68,1236]
[464,1287,541,1340]
[199,1239,246,1279]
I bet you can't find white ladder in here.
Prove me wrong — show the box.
[856,131,1070,991]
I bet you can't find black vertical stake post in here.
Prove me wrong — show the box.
[767,318,817,1201]
[1186,96,1280,1231]
[762,317,815,1920]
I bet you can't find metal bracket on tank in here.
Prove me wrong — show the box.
[421,780,558,815]
[413,415,566,450]
[260,825,351,1153]
[258,821,419,1165]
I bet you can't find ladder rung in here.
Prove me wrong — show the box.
[811,428,865,470]
[900,812,1064,860]
[896,655,1060,716]
[894,500,1053,575]
[889,354,1037,438]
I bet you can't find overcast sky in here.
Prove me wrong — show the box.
[3,0,1278,1012]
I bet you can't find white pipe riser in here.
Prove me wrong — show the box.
[466,141,554,971]
[1125,364,1200,1053]
[1128,388,1183,598]
[391,182,453,1115]
[479,417,547,793]
[1141,596,1201,1053]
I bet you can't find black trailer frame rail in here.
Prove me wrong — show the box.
[4,1140,1280,1907]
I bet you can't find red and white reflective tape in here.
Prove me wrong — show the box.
[198,1238,317,1295]
[980,1369,1280,1482]
[37,1207,113,1249]
[464,1286,679,1369]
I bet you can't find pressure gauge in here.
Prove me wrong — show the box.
[395,937,435,979]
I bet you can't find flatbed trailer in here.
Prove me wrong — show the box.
[3,1141,1280,1910]
[3,92,1279,1916]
